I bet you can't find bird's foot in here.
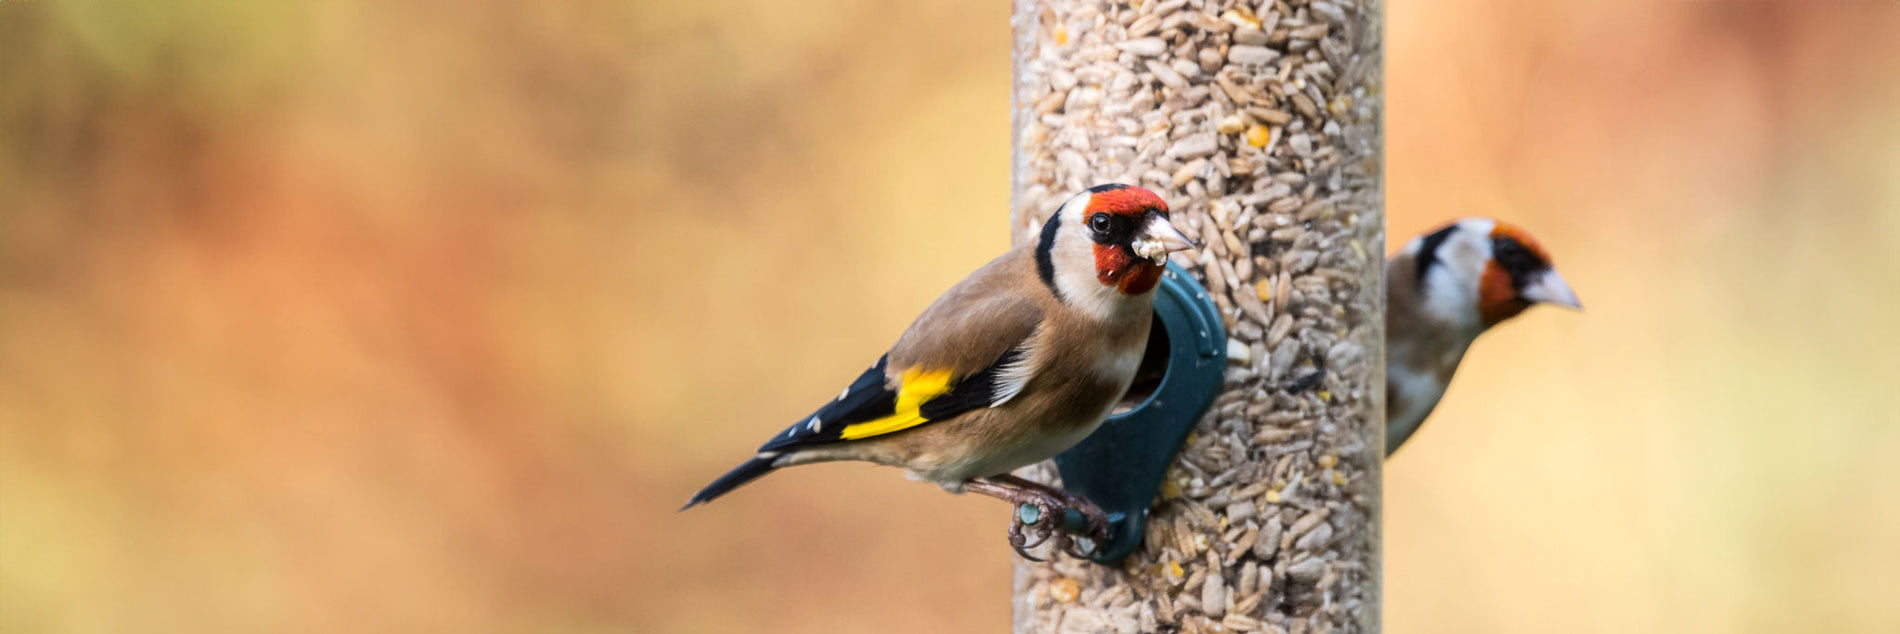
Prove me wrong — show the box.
[1008,501,1058,561]
[966,476,1110,560]
[999,484,1070,561]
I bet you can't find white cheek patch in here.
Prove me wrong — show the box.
[1054,239,1122,320]
[1421,257,1474,324]
[1420,221,1496,328]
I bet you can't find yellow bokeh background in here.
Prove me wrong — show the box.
[4,1,1898,632]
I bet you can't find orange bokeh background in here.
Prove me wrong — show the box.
[4,1,1898,632]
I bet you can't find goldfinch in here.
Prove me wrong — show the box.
[684,184,1196,558]
[1386,218,1581,455]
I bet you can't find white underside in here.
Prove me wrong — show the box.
[1386,365,1450,445]
[946,418,1106,484]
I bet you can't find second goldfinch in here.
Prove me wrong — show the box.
[1386,218,1581,455]
[684,184,1196,558]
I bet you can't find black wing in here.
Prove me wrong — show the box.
[757,346,1030,454]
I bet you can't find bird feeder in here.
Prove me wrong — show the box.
[1010,0,1385,631]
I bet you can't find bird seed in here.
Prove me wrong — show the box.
[1009,0,1384,632]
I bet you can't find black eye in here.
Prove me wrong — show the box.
[1089,213,1112,235]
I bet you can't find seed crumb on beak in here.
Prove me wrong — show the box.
[1132,240,1172,263]
[1131,214,1197,263]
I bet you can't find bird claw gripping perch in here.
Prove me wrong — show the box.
[966,475,1109,561]
[1012,493,1113,560]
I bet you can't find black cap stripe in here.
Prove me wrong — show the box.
[1035,212,1062,300]
[1414,224,1458,288]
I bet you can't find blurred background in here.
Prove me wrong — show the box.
[3,0,1898,632]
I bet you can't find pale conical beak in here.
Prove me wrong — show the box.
[1131,214,1198,263]
[1520,269,1582,310]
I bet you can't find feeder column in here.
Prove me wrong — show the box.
[1009,0,1385,631]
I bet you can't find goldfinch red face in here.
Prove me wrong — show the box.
[1037,184,1193,308]
[1477,221,1580,325]
[1411,218,1580,330]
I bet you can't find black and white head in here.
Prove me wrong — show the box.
[1406,218,1582,332]
[1035,184,1196,319]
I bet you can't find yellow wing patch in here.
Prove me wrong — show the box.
[837,367,955,440]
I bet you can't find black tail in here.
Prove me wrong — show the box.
[681,456,777,511]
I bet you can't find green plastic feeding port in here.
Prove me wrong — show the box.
[1051,261,1226,564]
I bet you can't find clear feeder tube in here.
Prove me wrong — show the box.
[1009,0,1384,631]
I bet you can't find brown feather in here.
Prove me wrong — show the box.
[798,246,1153,484]
[886,250,1046,379]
